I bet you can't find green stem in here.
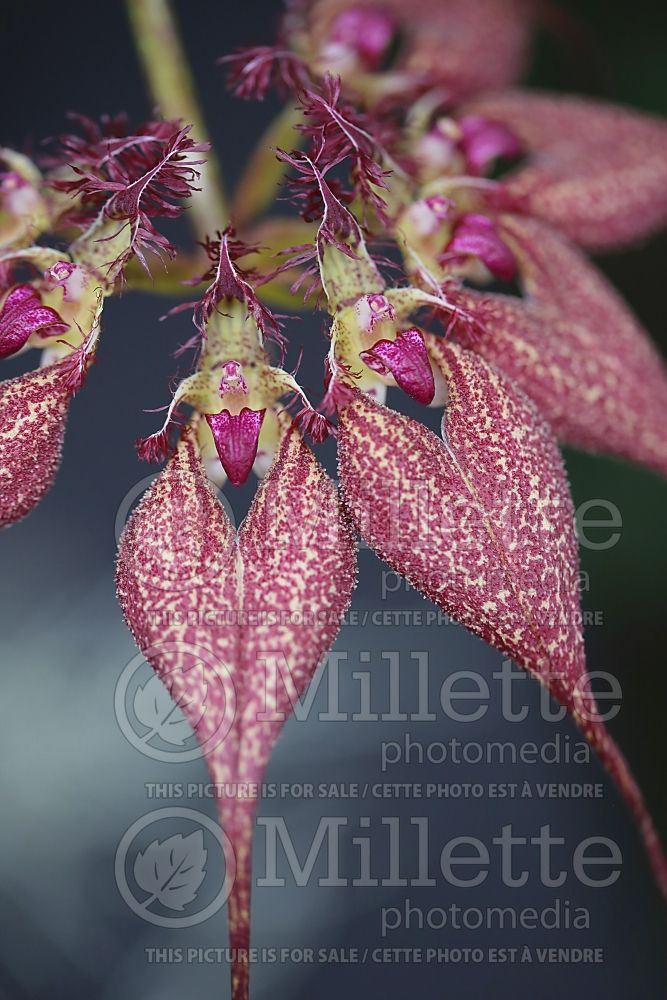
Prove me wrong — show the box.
[125,0,228,238]
[232,104,302,227]
[125,255,306,310]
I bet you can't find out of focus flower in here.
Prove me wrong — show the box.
[0,148,49,247]
[224,0,536,107]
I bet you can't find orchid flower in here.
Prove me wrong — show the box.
[0,116,207,527]
[225,0,535,105]
[3,3,667,1000]
[118,229,355,1000]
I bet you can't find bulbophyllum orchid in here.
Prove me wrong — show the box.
[117,415,356,1000]
[0,116,207,526]
[226,0,536,105]
[4,1,667,999]
[135,225,334,484]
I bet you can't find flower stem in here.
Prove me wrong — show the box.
[124,255,305,310]
[232,104,302,227]
[125,0,228,238]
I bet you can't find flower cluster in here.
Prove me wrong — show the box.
[0,116,206,525]
[3,3,667,999]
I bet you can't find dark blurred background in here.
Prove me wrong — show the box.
[0,2,666,998]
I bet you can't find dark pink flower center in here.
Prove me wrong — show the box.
[405,194,454,236]
[206,408,266,486]
[328,7,397,70]
[0,285,68,360]
[355,292,397,333]
[443,213,516,282]
[458,116,522,177]
[219,360,249,395]
[360,327,435,405]
[0,171,28,195]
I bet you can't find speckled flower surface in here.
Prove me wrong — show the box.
[117,420,356,998]
[3,2,667,998]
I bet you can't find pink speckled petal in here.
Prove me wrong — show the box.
[0,359,76,527]
[116,420,356,1000]
[451,288,667,476]
[450,213,667,474]
[499,213,667,374]
[339,347,583,690]
[466,90,667,249]
[206,407,266,486]
[360,327,435,405]
[337,344,667,896]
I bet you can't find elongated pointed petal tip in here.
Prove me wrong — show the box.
[118,421,357,1000]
